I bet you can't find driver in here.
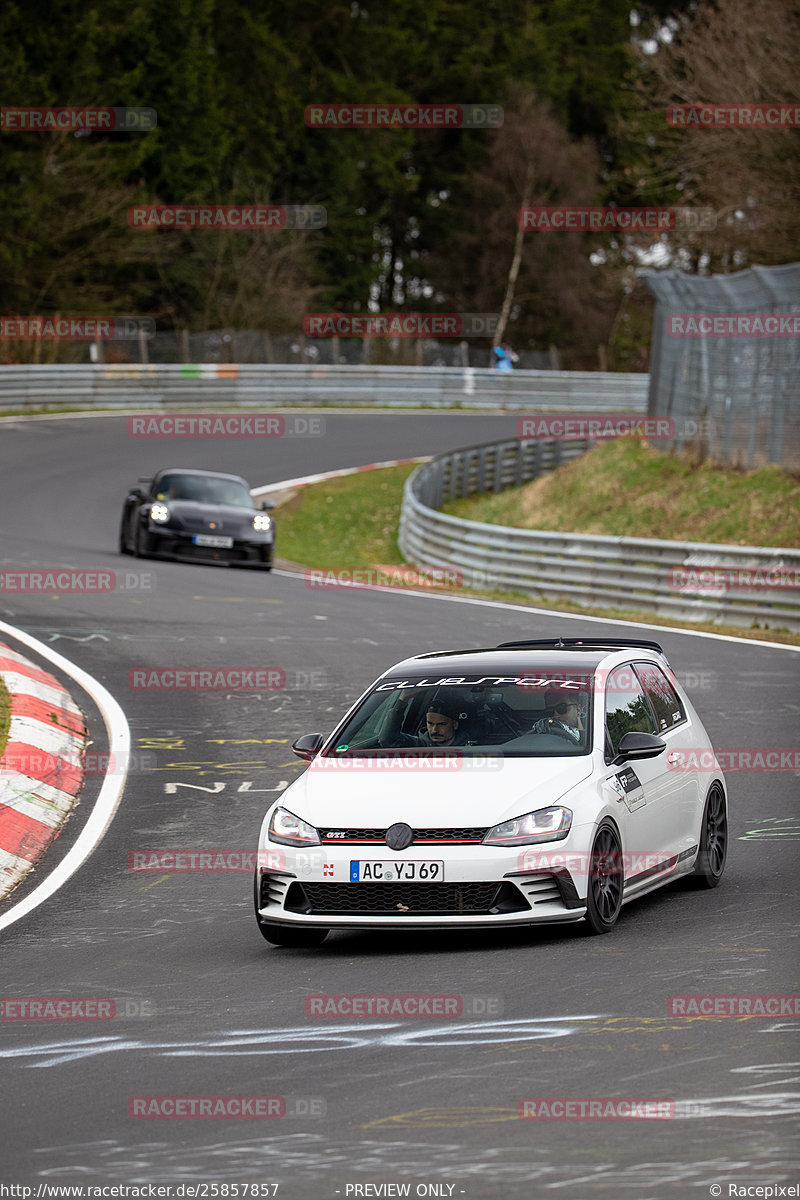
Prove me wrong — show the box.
[530,692,584,743]
[378,691,472,748]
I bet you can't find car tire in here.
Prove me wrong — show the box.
[253,873,328,945]
[118,518,132,555]
[256,921,329,947]
[690,784,727,888]
[134,524,152,558]
[583,820,624,934]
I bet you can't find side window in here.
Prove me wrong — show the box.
[635,662,686,732]
[605,665,656,758]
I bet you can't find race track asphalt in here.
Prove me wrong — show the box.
[0,412,798,1197]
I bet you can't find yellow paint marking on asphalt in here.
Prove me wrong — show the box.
[363,1106,518,1129]
[652,946,769,953]
[696,947,770,953]
[151,759,274,773]
[474,1042,565,1056]
[138,874,170,891]
[472,1017,772,1047]
[593,1016,768,1033]
[135,737,290,748]
[205,738,289,745]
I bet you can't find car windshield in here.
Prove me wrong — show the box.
[325,671,594,757]
[154,474,253,508]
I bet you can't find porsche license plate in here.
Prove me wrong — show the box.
[193,534,233,548]
[350,860,444,882]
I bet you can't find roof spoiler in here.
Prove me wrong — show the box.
[496,637,666,655]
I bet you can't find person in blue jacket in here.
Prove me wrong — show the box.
[491,342,515,371]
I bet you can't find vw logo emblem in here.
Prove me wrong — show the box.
[385,822,414,851]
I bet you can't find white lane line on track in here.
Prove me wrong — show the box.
[271,570,800,653]
[250,458,430,495]
[0,621,130,933]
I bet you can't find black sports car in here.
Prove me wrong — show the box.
[119,468,275,569]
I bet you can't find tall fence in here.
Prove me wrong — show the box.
[1,329,561,370]
[642,262,800,470]
[87,330,562,371]
[0,363,649,412]
[399,438,800,631]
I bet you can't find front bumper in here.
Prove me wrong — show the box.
[254,842,587,930]
[146,526,273,567]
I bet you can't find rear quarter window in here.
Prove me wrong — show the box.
[634,661,686,731]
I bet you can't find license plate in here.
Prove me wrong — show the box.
[350,860,444,882]
[193,534,233,548]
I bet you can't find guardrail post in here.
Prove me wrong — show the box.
[513,440,525,487]
[433,461,444,509]
[464,449,477,497]
[491,446,503,493]
[476,446,488,492]
[449,453,464,501]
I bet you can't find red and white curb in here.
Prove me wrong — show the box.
[0,642,87,900]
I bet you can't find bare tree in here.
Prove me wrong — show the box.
[429,88,612,367]
[632,0,800,267]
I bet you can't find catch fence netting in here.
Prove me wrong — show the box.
[642,262,800,470]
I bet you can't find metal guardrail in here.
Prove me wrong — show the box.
[399,438,800,631]
[0,363,649,411]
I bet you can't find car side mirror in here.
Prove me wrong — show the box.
[260,499,276,511]
[612,731,666,766]
[292,733,325,761]
[129,487,146,500]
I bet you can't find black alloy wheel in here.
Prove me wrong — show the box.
[584,820,624,934]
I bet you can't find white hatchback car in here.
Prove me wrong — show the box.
[254,638,727,946]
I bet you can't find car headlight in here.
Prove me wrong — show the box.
[482,806,572,846]
[253,513,272,531]
[268,806,320,846]
[150,503,169,523]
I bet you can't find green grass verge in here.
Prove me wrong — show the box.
[0,677,10,760]
[442,439,800,548]
[275,464,418,568]
[273,462,800,647]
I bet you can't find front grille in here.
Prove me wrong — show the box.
[318,826,489,844]
[174,541,259,563]
[181,516,227,532]
[285,880,529,916]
